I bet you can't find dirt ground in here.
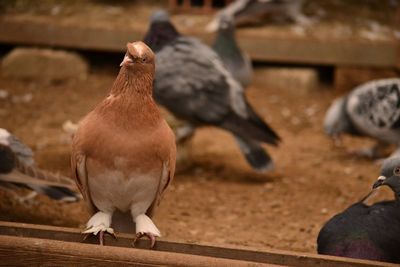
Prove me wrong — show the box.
[1,59,395,253]
[0,0,399,255]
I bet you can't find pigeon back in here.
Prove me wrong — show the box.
[346,78,400,144]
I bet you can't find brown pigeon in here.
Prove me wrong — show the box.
[71,41,176,247]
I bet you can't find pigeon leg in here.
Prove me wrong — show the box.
[82,211,115,245]
[133,214,161,248]
[176,124,195,143]
[133,232,157,248]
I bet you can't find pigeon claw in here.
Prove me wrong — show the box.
[133,232,157,249]
[82,225,115,246]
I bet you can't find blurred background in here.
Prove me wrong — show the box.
[0,0,399,253]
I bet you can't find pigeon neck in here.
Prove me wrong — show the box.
[393,186,400,201]
[99,66,161,127]
[213,28,241,56]
[110,66,153,97]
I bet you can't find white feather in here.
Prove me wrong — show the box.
[0,128,11,146]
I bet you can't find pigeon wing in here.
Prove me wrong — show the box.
[346,78,400,143]
[154,37,247,125]
[0,129,34,166]
[71,152,97,214]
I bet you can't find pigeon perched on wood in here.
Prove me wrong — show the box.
[317,157,400,263]
[0,128,79,202]
[212,14,253,89]
[143,10,280,173]
[71,41,176,246]
[206,0,311,31]
[324,78,400,158]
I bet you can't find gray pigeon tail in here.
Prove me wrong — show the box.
[235,136,274,172]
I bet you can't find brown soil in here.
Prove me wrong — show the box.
[0,0,399,255]
[0,63,391,253]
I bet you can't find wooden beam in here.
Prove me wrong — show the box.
[0,17,399,69]
[0,221,396,267]
[0,235,267,267]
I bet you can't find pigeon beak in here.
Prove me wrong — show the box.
[120,55,133,67]
[373,176,386,189]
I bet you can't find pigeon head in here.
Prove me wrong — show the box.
[373,157,400,198]
[218,14,235,32]
[143,10,180,52]
[120,41,155,72]
[0,144,16,173]
[324,97,355,139]
[150,10,170,23]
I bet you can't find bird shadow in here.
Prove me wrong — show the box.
[175,161,281,185]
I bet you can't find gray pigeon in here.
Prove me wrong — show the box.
[143,10,281,173]
[212,14,253,89]
[324,78,400,158]
[206,0,311,31]
[317,157,400,263]
[0,128,80,202]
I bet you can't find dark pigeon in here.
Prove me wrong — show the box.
[143,10,281,173]
[212,14,253,89]
[0,128,80,202]
[206,0,311,31]
[324,78,400,158]
[317,157,400,263]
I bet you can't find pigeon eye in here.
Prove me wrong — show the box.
[141,57,147,63]
[394,167,400,176]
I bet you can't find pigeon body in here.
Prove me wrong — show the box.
[71,41,176,246]
[212,14,253,89]
[324,78,400,158]
[317,157,400,263]
[0,128,79,202]
[144,11,280,173]
[206,0,310,31]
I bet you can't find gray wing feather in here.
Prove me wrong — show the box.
[0,128,34,166]
[7,134,34,166]
[154,37,247,124]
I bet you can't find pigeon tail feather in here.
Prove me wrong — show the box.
[223,108,281,146]
[235,136,275,172]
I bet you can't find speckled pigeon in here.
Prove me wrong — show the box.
[212,14,253,89]
[317,157,400,263]
[324,78,400,158]
[143,10,281,173]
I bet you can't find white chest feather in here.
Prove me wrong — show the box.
[89,168,160,214]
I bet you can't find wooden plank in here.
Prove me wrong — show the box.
[334,66,400,94]
[0,235,269,267]
[0,17,399,68]
[0,221,395,267]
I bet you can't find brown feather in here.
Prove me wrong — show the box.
[71,42,176,222]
